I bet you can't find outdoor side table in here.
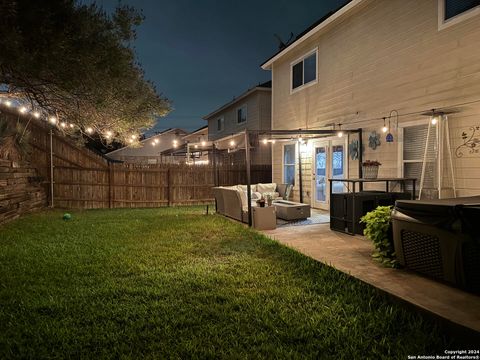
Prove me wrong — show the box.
[252,206,277,230]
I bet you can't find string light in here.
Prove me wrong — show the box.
[431,116,438,125]
[154,138,160,144]
[130,134,136,140]
[151,141,156,146]
[337,124,343,138]
[105,130,113,139]
[49,116,57,124]
[263,138,268,145]
[229,139,235,147]
[271,139,276,144]
[173,139,178,148]
[33,111,40,119]
[19,106,27,114]
[194,144,198,149]
[85,127,94,134]
[382,117,388,133]
[5,100,12,107]
[128,139,134,144]
[69,123,74,128]
[201,140,206,146]
[60,122,67,128]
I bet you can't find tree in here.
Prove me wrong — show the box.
[0,0,171,145]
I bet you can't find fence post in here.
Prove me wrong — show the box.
[108,161,113,209]
[167,167,172,206]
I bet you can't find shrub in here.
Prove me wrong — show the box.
[360,206,398,268]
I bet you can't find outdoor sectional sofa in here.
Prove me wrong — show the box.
[212,183,292,223]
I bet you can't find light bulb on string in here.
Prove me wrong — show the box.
[230,139,235,147]
[49,116,57,124]
[201,140,206,146]
[85,127,94,134]
[5,100,12,107]
[337,124,343,138]
[33,111,40,119]
[263,138,268,145]
[19,106,27,114]
[382,117,388,133]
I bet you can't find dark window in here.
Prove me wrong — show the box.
[291,51,317,90]
[444,0,479,20]
[217,118,224,131]
[292,62,303,89]
[304,52,317,83]
[237,106,247,124]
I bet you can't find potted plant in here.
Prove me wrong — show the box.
[362,160,381,179]
[256,196,266,207]
[264,193,273,207]
[360,206,398,268]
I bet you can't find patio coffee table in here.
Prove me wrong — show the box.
[273,200,311,221]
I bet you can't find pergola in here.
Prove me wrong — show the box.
[224,128,364,227]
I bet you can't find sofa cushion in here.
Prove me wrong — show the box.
[257,183,277,194]
[237,184,257,192]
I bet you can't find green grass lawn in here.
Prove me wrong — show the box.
[0,207,455,358]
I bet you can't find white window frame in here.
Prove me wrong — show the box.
[216,116,224,132]
[236,104,247,125]
[397,119,433,178]
[282,142,297,187]
[438,0,480,30]
[290,47,318,94]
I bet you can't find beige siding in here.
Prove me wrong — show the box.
[207,90,271,141]
[270,0,480,202]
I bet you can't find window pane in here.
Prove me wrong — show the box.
[304,53,316,84]
[284,144,296,164]
[445,0,479,20]
[284,165,295,186]
[292,62,303,89]
[237,107,246,123]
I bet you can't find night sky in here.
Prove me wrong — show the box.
[96,0,349,134]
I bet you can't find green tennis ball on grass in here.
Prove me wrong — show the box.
[63,213,72,221]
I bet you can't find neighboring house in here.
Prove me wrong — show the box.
[203,81,272,165]
[161,125,211,165]
[261,0,480,209]
[107,128,188,164]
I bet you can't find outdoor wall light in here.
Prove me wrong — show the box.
[382,117,388,133]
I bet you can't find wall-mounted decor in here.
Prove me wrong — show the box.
[456,126,480,157]
[348,139,364,160]
[368,131,381,150]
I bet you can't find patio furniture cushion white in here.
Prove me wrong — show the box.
[257,183,277,195]
[237,184,257,192]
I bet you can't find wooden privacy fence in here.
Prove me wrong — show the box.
[21,116,271,209]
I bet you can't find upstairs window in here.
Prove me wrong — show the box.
[291,49,317,92]
[217,117,224,132]
[439,0,480,29]
[237,105,247,124]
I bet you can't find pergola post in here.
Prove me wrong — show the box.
[358,128,363,191]
[245,130,252,227]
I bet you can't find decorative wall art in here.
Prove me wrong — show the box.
[456,126,480,157]
[348,139,365,160]
[368,131,381,150]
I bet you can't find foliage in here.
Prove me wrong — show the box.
[361,205,398,268]
[0,0,171,143]
[362,160,382,166]
[0,116,30,160]
[0,207,457,358]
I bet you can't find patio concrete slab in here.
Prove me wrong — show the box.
[262,223,480,335]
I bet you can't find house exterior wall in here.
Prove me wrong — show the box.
[270,0,480,203]
[206,89,272,165]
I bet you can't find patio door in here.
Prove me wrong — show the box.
[312,139,347,210]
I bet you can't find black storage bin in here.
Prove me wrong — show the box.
[331,191,410,234]
[392,197,480,294]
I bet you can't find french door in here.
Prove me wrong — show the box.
[312,139,347,210]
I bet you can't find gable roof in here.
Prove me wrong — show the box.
[261,0,366,70]
[202,81,272,120]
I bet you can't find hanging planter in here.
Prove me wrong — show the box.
[362,160,381,179]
